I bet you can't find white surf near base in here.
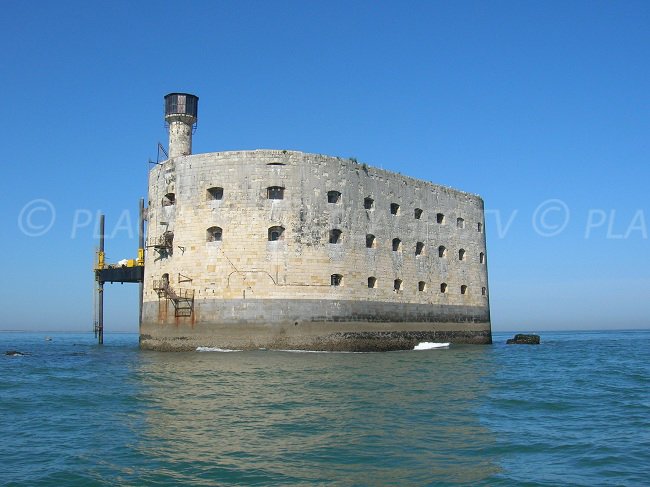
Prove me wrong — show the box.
[196,347,241,352]
[413,342,450,350]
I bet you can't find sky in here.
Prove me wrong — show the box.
[1,0,648,332]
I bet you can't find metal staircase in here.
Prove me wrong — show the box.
[153,280,195,317]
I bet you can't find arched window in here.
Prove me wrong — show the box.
[437,213,445,224]
[480,252,485,264]
[207,187,224,200]
[414,208,423,219]
[392,238,402,252]
[438,245,447,258]
[327,190,341,203]
[331,274,343,286]
[329,229,342,244]
[366,234,376,248]
[461,285,468,295]
[364,197,374,210]
[162,193,175,206]
[415,242,425,256]
[206,226,222,242]
[459,248,466,261]
[155,273,170,293]
[390,203,400,215]
[478,222,483,232]
[368,277,377,288]
[418,281,426,292]
[267,186,284,200]
[268,226,285,241]
[161,231,174,248]
[457,217,465,228]
[482,287,487,296]
[440,282,447,293]
[394,279,403,291]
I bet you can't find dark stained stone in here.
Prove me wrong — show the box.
[506,334,540,345]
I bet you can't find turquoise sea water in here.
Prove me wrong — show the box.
[1,330,649,486]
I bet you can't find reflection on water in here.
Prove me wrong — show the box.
[4,331,649,485]
[134,347,500,484]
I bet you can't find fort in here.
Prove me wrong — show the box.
[135,93,491,351]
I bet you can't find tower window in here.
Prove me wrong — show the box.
[390,203,400,215]
[440,282,447,293]
[437,213,445,224]
[459,248,466,261]
[414,208,423,219]
[162,193,175,206]
[368,277,377,288]
[366,234,376,249]
[415,242,425,256]
[206,226,222,242]
[482,287,487,296]
[392,238,402,252]
[438,245,447,258]
[331,274,343,286]
[267,186,285,200]
[461,285,468,295]
[480,252,485,264]
[268,226,285,241]
[329,229,342,244]
[418,281,426,292]
[207,187,223,200]
[457,217,465,228]
[394,279,403,291]
[364,197,374,210]
[478,222,483,232]
[327,190,341,203]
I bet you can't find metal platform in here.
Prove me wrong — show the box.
[96,265,144,284]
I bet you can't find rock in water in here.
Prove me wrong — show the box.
[5,350,24,356]
[506,334,540,345]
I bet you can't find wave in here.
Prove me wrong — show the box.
[413,342,450,350]
[195,347,242,352]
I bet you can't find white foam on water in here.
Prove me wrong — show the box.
[196,347,242,352]
[413,342,450,350]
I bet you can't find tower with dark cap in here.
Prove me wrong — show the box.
[164,93,199,158]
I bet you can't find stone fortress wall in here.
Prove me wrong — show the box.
[141,149,491,350]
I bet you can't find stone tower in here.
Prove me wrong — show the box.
[164,93,199,158]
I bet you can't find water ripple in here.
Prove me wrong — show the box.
[1,330,649,485]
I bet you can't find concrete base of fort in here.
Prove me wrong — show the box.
[140,299,492,351]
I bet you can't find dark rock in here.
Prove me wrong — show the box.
[5,350,25,356]
[506,334,540,345]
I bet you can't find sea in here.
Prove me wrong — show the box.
[1,330,649,486]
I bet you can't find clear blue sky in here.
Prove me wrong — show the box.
[1,0,648,332]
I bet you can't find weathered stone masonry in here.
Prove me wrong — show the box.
[141,149,491,351]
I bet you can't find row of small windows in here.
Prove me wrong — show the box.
[331,274,487,295]
[208,226,287,242]
[165,188,225,206]
[207,226,485,262]
[365,197,464,227]
[366,199,479,230]
[163,188,484,232]
[209,226,294,242]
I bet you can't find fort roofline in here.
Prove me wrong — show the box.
[156,149,485,205]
